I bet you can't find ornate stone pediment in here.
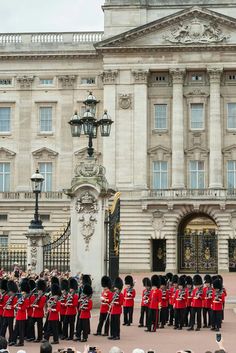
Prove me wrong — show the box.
[95,6,235,50]
[148,145,171,159]
[32,147,58,159]
[0,147,16,159]
[185,146,209,158]
[222,144,236,158]
[74,148,101,162]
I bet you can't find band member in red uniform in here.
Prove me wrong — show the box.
[26,279,36,341]
[77,284,93,342]
[94,276,112,336]
[184,276,193,327]
[63,277,78,340]
[123,275,136,326]
[217,275,227,321]
[108,277,124,341]
[0,279,8,334]
[59,279,69,339]
[145,275,162,332]
[138,277,151,328]
[168,274,178,326]
[173,276,186,330]
[188,274,203,331]
[31,279,47,342]
[1,280,18,343]
[202,275,213,328]
[11,279,30,347]
[43,283,61,344]
[211,279,225,332]
[159,276,169,328]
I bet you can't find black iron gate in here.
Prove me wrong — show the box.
[152,239,166,272]
[43,221,70,272]
[229,239,236,272]
[179,229,218,273]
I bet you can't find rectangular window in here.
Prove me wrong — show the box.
[39,107,52,132]
[189,160,205,189]
[154,104,167,130]
[39,78,53,85]
[153,161,168,189]
[40,214,50,222]
[0,79,12,85]
[0,235,8,247]
[191,74,202,81]
[227,103,236,129]
[0,214,8,221]
[227,161,236,189]
[190,103,204,130]
[39,162,52,192]
[81,77,95,85]
[0,163,10,192]
[0,107,11,132]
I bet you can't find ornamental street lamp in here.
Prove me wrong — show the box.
[29,169,44,229]
[68,92,113,157]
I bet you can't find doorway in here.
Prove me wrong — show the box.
[152,239,166,272]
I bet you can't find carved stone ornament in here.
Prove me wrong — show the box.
[58,75,76,87]
[152,212,165,238]
[184,88,209,97]
[17,76,34,88]
[132,70,149,83]
[207,67,223,82]
[101,70,118,84]
[30,247,37,272]
[119,94,132,110]
[169,68,185,84]
[76,191,99,251]
[164,18,230,44]
[75,162,105,179]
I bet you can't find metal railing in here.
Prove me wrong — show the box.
[144,188,236,200]
[0,245,27,272]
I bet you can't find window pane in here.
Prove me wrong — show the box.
[0,236,8,247]
[190,103,204,129]
[189,160,205,189]
[227,160,236,188]
[39,107,52,132]
[227,103,236,129]
[153,161,168,189]
[0,107,11,132]
[154,104,167,129]
[0,163,10,192]
[39,162,52,192]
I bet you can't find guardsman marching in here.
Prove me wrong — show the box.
[59,279,69,339]
[173,276,186,330]
[108,277,124,341]
[0,279,8,333]
[63,277,78,340]
[123,275,136,326]
[31,279,47,342]
[188,274,203,331]
[138,277,151,328]
[43,283,61,344]
[94,275,112,336]
[145,275,162,332]
[184,276,193,327]
[159,276,169,328]
[1,280,18,344]
[168,274,178,326]
[26,279,36,341]
[77,284,93,342]
[202,275,213,328]
[211,279,225,332]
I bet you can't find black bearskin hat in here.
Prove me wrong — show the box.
[37,279,46,292]
[114,277,123,290]
[193,274,203,286]
[29,279,36,291]
[69,277,78,291]
[172,275,179,284]
[151,274,160,288]
[124,275,134,286]
[0,279,8,292]
[142,277,151,287]
[51,283,61,296]
[185,276,193,286]
[83,284,93,296]
[51,276,59,286]
[61,279,69,291]
[20,279,30,293]
[160,275,167,286]
[7,280,18,293]
[204,275,212,284]
[213,279,222,290]
[166,272,173,281]
[217,275,223,285]
[82,274,92,286]
[101,276,112,289]
[178,275,186,287]
[212,275,218,283]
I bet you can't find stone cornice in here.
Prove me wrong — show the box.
[0,52,100,61]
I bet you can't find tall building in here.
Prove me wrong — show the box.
[1,0,236,273]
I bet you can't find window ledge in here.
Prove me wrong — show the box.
[37,132,54,136]
[226,129,236,134]
[0,132,12,136]
[152,129,168,134]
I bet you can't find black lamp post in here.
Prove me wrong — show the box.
[29,169,44,229]
[68,92,113,157]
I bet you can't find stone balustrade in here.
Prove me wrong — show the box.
[0,191,70,200]
[144,188,236,200]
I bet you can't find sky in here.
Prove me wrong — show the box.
[0,0,104,33]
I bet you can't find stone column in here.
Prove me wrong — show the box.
[132,70,149,189]
[25,228,48,274]
[170,68,185,189]
[102,70,118,189]
[208,67,223,188]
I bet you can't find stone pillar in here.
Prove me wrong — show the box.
[102,70,118,188]
[208,67,223,188]
[132,70,149,189]
[25,228,48,274]
[170,68,185,189]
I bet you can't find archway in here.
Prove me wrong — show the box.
[178,213,218,273]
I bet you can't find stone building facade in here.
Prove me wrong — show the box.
[1,0,236,273]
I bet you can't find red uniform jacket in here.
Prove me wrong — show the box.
[149,288,162,310]
[212,290,225,311]
[65,292,78,316]
[59,292,68,316]
[191,287,203,308]
[3,295,18,318]
[203,287,213,309]
[186,288,193,307]
[100,289,112,314]
[169,287,177,306]
[48,300,61,321]
[27,294,35,317]
[123,288,136,307]
[15,297,29,321]
[174,289,186,309]
[141,289,151,307]
[79,298,93,319]
[31,295,47,318]
[111,292,124,315]
[0,293,7,316]
[160,288,169,308]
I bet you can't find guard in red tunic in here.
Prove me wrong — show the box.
[26,279,36,341]
[138,277,151,328]
[167,274,178,326]
[211,279,225,332]
[123,275,136,326]
[59,279,69,339]
[94,276,112,336]
[31,279,47,342]
[1,280,18,343]
[184,276,193,327]
[63,277,78,340]
[188,274,203,331]
[217,275,227,321]
[165,272,173,324]
[43,283,61,344]
[173,276,186,330]
[202,275,213,328]
[108,277,124,341]
[11,279,30,347]
[0,279,8,334]
[145,275,162,332]
[77,284,93,342]
[159,276,169,328]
